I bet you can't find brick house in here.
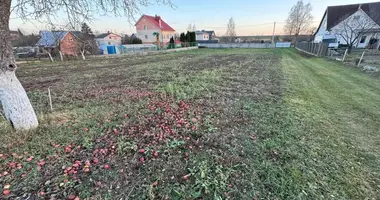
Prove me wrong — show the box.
[135,14,175,45]
[36,31,81,56]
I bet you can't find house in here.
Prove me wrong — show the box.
[95,32,122,46]
[10,30,22,41]
[36,31,81,56]
[195,30,216,40]
[135,14,176,45]
[195,30,218,43]
[314,2,380,49]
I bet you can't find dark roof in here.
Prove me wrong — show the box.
[316,2,380,33]
[195,30,215,36]
[205,31,215,35]
[136,15,175,32]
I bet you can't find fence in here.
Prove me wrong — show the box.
[199,43,276,49]
[199,42,291,49]
[295,42,329,57]
[295,42,380,72]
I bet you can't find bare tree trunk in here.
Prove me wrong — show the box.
[59,51,63,61]
[81,50,86,60]
[0,0,38,130]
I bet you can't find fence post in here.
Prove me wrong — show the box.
[357,51,365,67]
[48,87,53,112]
[317,44,322,57]
[342,49,348,62]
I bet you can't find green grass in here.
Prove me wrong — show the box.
[1,49,380,199]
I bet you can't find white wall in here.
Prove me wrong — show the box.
[136,29,161,43]
[314,13,330,43]
[196,33,209,41]
[95,38,121,46]
[331,10,380,47]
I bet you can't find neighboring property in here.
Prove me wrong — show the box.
[314,2,380,49]
[135,14,176,45]
[195,30,218,43]
[95,32,122,46]
[36,31,81,56]
[10,30,22,41]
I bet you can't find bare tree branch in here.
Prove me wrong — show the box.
[284,0,313,36]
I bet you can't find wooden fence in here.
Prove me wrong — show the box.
[295,42,329,57]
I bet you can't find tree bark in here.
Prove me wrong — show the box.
[0,0,38,130]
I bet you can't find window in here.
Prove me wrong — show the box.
[108,42,111,45]
[144,25,148,31]
[69,38,73,41]
[353,16,360,20]
[145,35,148,39]
[360,36,367,43]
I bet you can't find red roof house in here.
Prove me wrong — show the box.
[135,14,176,45]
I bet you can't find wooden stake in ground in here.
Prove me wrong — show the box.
[342,49,348,62]
[48,87,53,112]
[357,51,365,67]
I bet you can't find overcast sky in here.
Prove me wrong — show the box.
[9,0,380,36]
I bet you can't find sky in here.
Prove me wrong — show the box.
[9,0,380,36]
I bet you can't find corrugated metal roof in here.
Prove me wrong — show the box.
[36,31,68,47]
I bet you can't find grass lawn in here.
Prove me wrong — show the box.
[1,49,380,199]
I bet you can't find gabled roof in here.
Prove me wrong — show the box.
[195,30,215,36]
[95,32,121,39]
[36,31,68,47]
[316,2,380,34]
[136,15,175,32]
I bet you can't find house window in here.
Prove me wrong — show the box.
[144,26,148,31]
[69,38,73,41]
[353,16,360,20]
[360,36,367,43]
[145,35,148,39]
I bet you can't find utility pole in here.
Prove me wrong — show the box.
[272,22,276,43]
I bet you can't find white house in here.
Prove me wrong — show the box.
[314,2,380,49]
[195,30,218,43]
[95,32,122,46]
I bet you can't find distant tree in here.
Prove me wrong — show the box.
[168,37,175,49]
[284,0,313,37]
[11,34,39,47]
[192,24,196,32]
[81,23,94,37]
[131,37,143,44]
[186,31,191,45]
[187,24,192,32]
[180,32,186,46]
[226,17,236,43]
[80,23,98,55]
[122,34,130,44]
